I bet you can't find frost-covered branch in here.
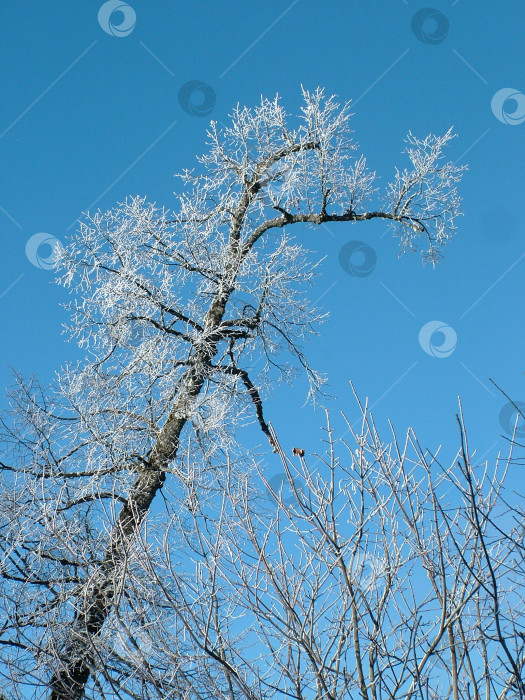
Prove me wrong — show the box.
[0,87,467,699]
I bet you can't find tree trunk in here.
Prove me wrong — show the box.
[49,350,215,698]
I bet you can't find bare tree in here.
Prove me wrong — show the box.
[0,87,467,699]
[136,395,525,700]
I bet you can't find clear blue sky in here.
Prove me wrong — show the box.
[1,1,524,491]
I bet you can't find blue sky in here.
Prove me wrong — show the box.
[1,1,525,491]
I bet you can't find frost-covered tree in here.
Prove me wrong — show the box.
[0,88,466,699]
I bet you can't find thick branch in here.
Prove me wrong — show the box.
[219,364,274,448]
